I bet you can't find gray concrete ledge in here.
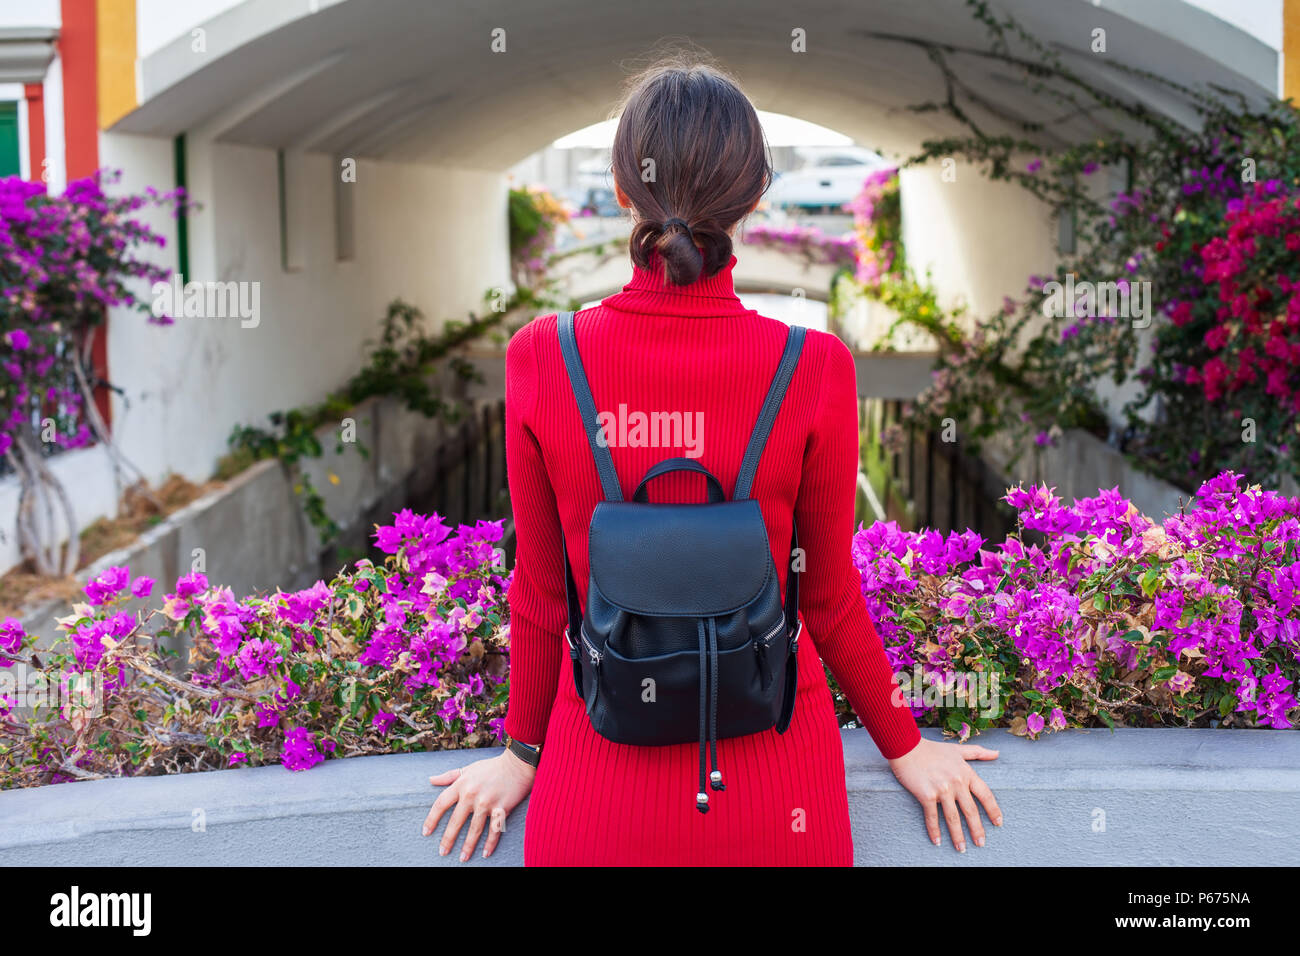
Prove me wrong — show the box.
[2,727,1297,866]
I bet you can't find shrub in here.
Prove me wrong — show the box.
[850,471,1300,738]
[740,222,857,269]
[4,471,1296,790]
[0,513,510,788]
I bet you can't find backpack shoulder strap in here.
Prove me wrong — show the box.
[733,324,806,501]
[557,310,623,502]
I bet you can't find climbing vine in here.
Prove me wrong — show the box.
[224,185,579,544]
[223,289,547,543]
[880,0,1300,485]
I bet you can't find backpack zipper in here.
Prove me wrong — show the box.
[580,627,603,666]
[755,617,784,652]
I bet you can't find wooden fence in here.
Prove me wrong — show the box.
[425,397,510,538]
[859,397,1016,541]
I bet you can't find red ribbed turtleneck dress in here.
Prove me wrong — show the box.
[503,251,920,865]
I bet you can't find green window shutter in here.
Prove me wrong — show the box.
[173,134,189,277]
[0,103,20,178]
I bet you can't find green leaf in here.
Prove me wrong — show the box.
[1139,566,1161,598]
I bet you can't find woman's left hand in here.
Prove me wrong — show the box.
[888,737,1002,852]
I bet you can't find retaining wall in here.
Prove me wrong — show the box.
[14,360,507,646]
[3,728,1295,866]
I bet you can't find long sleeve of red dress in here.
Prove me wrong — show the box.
[501,252,918,865]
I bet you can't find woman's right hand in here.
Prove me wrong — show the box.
[422,749,537,861]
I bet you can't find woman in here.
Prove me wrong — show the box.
[422,57,1002,865]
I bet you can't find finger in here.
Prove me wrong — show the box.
[940,793,966,852]
[422,783,459,837]
[483,807,507,858]
[438,798,473,857]
[956,786,986,848]
[429,767,464,786]
[960,746,1000,761]
[969,773,1004,827]
[922,796,941,847]
[458,804,491,862]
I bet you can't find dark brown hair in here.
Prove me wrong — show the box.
[612,55,772,286]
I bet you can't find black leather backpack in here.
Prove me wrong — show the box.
[557,310,805,813]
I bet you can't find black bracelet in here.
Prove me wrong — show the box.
[507,736,541,768]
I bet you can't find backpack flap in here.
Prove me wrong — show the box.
[587,498,774,617]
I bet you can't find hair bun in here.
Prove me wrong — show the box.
[653,219,704,285]
[662,217,694,240]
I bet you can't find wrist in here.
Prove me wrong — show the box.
[505,735,542,770]
[887,736,925,765]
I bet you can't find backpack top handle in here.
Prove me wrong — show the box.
[632,457,727,503]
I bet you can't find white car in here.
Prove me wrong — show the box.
[766,154,889,212]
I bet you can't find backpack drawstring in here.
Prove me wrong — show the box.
[696,618,725,814]
[708,617,724,794]
[696,620,709,813]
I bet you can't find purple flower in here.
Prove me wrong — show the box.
[85,566,131,605]
[281,726,333,771]
[0,618,24,658]
[233,638,283,680]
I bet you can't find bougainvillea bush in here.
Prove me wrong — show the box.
[895,0,1300,488]
[0,513,510,788]
[2,169,189,577]
[5,471,1297,789]
[1,170,186,458]
[843,166,904,288]
[740,222,857,270]
[848,471,1300,738]
[507,184,571,292]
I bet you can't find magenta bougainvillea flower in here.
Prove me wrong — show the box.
[280,727,331,771]
[853,470,1300,736]
[9,475,1294,788]
[1,171,189,460]
[0,617,24,657]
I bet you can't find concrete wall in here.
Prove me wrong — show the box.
[14,359,506,644]
[134,0,248,58]
[3,727,1296,866]
[101,131,509,491]
[983,425,1192,521]
[900,162,1060,325]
